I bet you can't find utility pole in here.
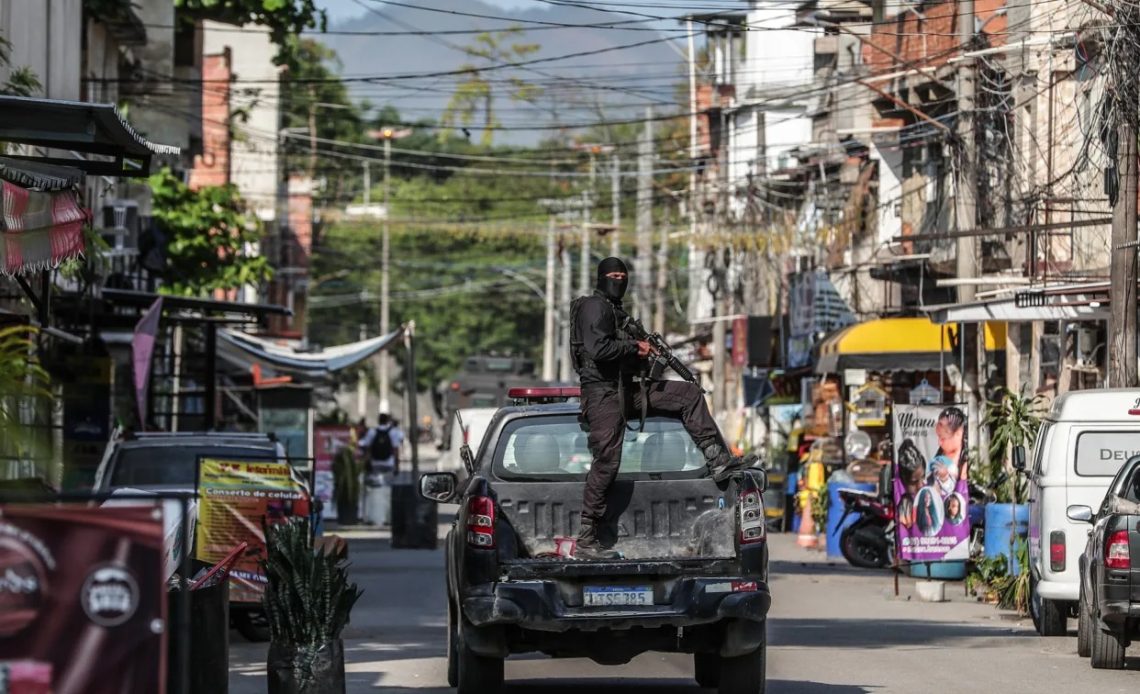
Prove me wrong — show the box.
[362,161,370,206]
[559,232,573,383]
[611,153,621,256]
[367,127,412,414]
[654,216,669,334]
[307,87,318,178]
[579,191,592,296]
[955,0,981,446]
[1109,127,1139,386]
[543,214,557,382]
[636,108,654,315]
[687,19,704,330]
[381,135,392,415]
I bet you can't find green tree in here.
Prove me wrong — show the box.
[280,39,368,211]
[0,326,51,477]
[441,28,541,147]
[174,0,326,68]
[0,36,39,96]
[147,168,273,296]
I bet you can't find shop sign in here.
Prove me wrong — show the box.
[314,426,353,519]
[0,505,165,694]
[892,404,971,563]
[194,459,310,603]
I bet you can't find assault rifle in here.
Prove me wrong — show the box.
[616,310,707,392]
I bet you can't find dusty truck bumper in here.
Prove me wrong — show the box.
[462,577,771,658]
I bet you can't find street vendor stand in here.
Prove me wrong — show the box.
[814,317,1006,464]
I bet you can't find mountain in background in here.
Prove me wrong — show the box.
[316,0,683,145]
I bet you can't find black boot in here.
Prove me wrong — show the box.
[702,442,759,483]
[575,520,620,560]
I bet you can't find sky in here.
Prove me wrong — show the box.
[318,0,532,24]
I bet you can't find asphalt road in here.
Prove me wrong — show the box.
[230,528,1140,693]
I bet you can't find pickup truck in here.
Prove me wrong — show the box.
[1073,454,1140,669]
[418,387,771,694]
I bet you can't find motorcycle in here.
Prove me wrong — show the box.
[837,488,894,569]
[837,473,1008,570]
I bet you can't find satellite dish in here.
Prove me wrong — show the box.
[845,430,872,461]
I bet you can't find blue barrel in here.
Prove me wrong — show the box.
[984,503,1030,575]
[826,481,876,558]
[909,561,967,580]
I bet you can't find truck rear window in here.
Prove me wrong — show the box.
[493,415,705,479]
[1075,431,1140,477]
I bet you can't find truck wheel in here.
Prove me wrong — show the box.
[1077,592,1092,658]
[1090,625,1126,670]
[718,625,766,694]
[1029,575,1067,636]
[457,627,504,694]
[694,653,720,688]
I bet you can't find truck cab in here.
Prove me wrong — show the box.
[419,387,771,694]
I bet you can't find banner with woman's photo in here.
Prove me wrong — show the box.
[892,404,971,562]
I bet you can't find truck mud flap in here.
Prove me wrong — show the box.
[720,618,766,658]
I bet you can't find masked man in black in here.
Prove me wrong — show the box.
[571,257,755,558]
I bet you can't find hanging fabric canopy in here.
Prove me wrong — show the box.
[814,317,1006,374]
[217,328,405,377]
[0,180,88,276]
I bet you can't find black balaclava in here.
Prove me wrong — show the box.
[596,257,629,302]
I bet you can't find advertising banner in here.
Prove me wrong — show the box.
[314,426,353,519]
[892,404,971,562]
[195,458,310,603]
[0,504,166,694]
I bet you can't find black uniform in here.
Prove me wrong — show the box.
[572,258,725,534]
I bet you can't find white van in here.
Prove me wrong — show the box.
[1025,388,1140,636]
[436,407,498,475]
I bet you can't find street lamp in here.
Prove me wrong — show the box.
[366,126,413,415]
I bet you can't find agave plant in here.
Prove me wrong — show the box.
[0,325,52,478]
[262,518,363,689]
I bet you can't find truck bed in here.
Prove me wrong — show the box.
[494,477,738,561]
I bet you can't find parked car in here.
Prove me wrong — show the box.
[419,387,771,694]
[94,431,308,642]
[1073,454,1140,669]
[1022,389,1140,636]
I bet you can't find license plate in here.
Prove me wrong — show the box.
[583,586,653,607]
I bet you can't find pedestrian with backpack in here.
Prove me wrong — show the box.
[358,413,401,526]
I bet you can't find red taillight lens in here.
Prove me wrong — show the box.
[1106,530,1130,569]
[466,496,495,549]
[739,489,765,545]
[1049,531,1066,572]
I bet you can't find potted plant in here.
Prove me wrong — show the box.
[331,444,360,525]
[980,388,1043,574]
[263,518,362,694]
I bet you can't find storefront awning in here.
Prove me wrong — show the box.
[217,328,404,377]
[815,317,1005,374]
[925,287,1111,324]
[0,96,180,177]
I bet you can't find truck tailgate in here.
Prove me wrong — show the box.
[494,477,736,560]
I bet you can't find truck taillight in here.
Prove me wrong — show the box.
[1106,530,1130,569]
[1049,531,1066,572]
[739,488,765,545]
[466,496,495,549]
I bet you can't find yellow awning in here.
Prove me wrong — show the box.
[815,317,1005,374]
